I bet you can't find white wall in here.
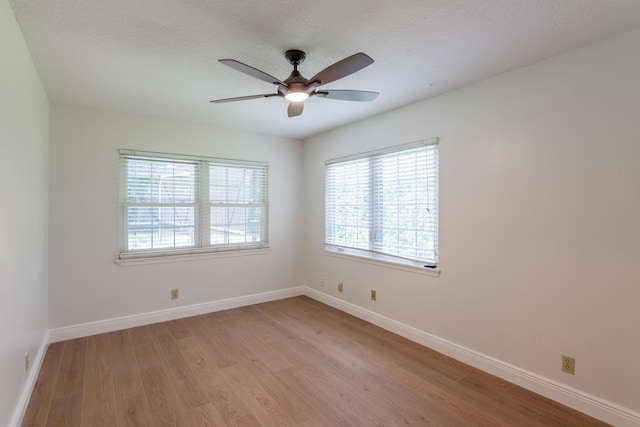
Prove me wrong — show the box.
[0,1,49,425]
[48,105,304,328]
[303,29,640,413]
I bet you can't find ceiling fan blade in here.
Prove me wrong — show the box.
[287,102,304,117]
[219,59,285,86]
[316,90,379,102]
[210,93,279,103]
[306,52,374,87]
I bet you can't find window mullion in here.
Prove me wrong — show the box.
[121,158,129,253]
[369,157,377,251]
[198,161,209,248]
[150,161,156,249]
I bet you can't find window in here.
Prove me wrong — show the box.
[325,139,438,269]
[119,150,268,260]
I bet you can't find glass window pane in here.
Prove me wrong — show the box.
[127,206,194,250]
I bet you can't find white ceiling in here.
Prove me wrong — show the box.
[9,0,640,140]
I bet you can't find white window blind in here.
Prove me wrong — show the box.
[325,139,438,267]
[119,150,268,259]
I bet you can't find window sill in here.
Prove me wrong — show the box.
[115,247,271,267]
[324,249,441,277]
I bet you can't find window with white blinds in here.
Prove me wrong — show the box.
[119,150,268,259]
[325,139,438,268]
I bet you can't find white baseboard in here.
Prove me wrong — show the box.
[304,287,640,427]
[49,286,305,342]
[10,330,49,427]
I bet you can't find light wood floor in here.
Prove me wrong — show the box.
[22,296,609,426]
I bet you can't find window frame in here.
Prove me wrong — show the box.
[117,150,269,264]
[324,138,439,275]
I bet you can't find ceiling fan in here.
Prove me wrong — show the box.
[210,49,379,117]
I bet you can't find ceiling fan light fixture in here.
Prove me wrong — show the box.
[284,91,309,102]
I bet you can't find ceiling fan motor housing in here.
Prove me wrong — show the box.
[284,49,306,65]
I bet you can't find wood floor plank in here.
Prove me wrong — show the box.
[151,331,210,410]
[129,326,189,427]
[244,364,319,424]
[23,297,611,427]
[175,333,259,427]
[185,402,227,426]
[46,392,83,427]
[53,338,86,398]
[381,359,518,426]
[220,363,299,426]
[272,365,364,426]
[507,383,608,427]
[186,314,243,369]
[302,413,344,427]
[215,308,293,373]
[109,330,155,427]
[165,318,192,341]
[138,364,187,426]
[81,333,116,427]
[221,342,319,425]
[266,331,411,426]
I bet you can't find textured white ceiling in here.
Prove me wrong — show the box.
[9,0,640,139]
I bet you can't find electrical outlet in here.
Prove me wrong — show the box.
[320,279,325,288]
[562,355,575,375]
[24,353,29,372]
[371,290,376,301]
[338,282,343,292]
[171,289,179,299]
